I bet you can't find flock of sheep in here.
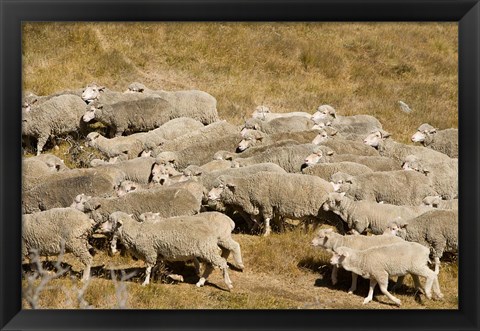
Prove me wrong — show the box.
[21,82,458,307]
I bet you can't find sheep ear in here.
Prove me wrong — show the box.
[226,182,236,189]
[253,124,260,130]
[97,103,104,109]
[326,150,334,156]
[422,167,430,175]
[340,192,346,197]
[429,128,437,134]
[345,177,354,184]
[400,222,408,229]
[99,86,106,91]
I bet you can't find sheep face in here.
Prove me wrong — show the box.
[329,172,354,192]
[330,249,348,267]
[311,105,335,123]
[322,192,346,211]
[70,194,92,212]
[82,84,105,103]
[83,104,100,122]
[127,82,146,93]
[363,129,390,148]
[411,131,427,143]
[151,163,178,185]
[422,195,442,207]
[251,106,271,120]
[207,185,225,201]
[311,228,334,247]
[311,130,329,145]
[304,150,324,167]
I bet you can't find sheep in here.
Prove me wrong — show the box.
[207,171,334,236]
[78,186,201,224]
[332,170,438,206]
[22,167,126,214]
[23,154,69,191]
[220,140,301,161]
[322,192,433,234]
[311,228,405,292]
[251,105,311,122]
[363,129,451,164]
[22,88,85,112]
[123,82,220,125]
[22,208,96,281]
[330,242,443,306]
[83,85,218,136]
[22,94,88,155]
[312,132,380,157]
[402,154,458,199]
[85,132,146,159]
[183,162,287,203]
[302,162,373,181]
[198,159,233,172]
[97,211,235,289]
[422,196,458,210]
[140,117,205,149]
[311,105,383,135]
[152,133,241,171]
[237,129,320,152]
[411,123,458,158]
[233,144,326,173]
[136,211,244,271]
[385,209,458,274]
[153,121,239,154]
[95,156,157,185]
[241,116,316,135]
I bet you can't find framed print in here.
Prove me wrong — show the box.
[1,0,479,330]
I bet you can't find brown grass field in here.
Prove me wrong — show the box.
[22,22,458,309]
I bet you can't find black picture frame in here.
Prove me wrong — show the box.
[1,0,479,330]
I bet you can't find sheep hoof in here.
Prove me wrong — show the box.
[348,290,354,294]
[331,279,338,286]
[141,281,149,286]
[362,298,371,305]
[394,300,402,306]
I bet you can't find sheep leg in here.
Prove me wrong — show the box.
[142,264,154,286]
[348,272,358,294]
[263,217,272,237]
[416,267,437,299]
[110,234,118,255]
[376,272,401,306]
[218,238,244,270]
[363,279,377,305]
[36,135,49,156]
[432,274,444,299]
[331,265,338,285]
[196,263,214,288]
[434,257,441,274]
[410,274,426,294]
[69,242,93,282]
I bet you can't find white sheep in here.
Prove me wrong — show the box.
[22,94,88,155]
[311,105,382,135]
[312,132,380,157]
[385,209,458,274]
[152,121,239,155]
[322,192,433,234]
[363,129,451,164]
[251,105,311,121]
[332,170,438,206]
[23,154,69,191]
[77,185,201,224]
[85,132,146,160]
[207,171,334,236]
[233,144,326,173]
[23,167,126,214]
[22,208,96,282]
[97,211,235,289]
[96,156,157,185]
[411,123,458,158]
[237,129,320,152]
[302,161,373,181]
[330,242,443,306]
[241,116,316,135]
[311,228,405,292]
[152,133,241,171]
[402,154,458,199]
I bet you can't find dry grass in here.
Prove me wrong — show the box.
[21,22,458,309]
[22,22,458,143]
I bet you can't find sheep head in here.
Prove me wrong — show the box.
[83,103,103,122]
[363,129,391,148]
[237,130,265,151]
[82,83,105,103]
[311,104,336,124]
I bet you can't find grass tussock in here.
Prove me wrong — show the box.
[23,22,457,143]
